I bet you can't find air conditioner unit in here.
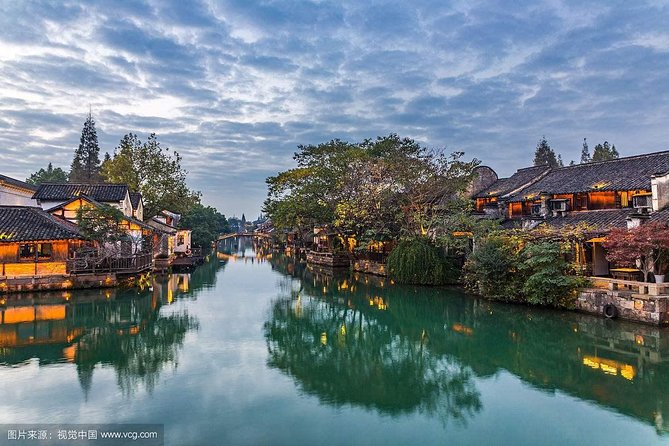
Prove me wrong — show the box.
[531,204,542,216]
[550,199,569,212]
[632,194,652,211]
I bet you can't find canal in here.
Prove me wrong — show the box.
[2,237,669,445]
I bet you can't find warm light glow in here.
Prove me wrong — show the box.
[62,344,77,362]
[582,355,636,381]
[591,181,611,190]
[452,323,474,336]
[320,332,327,345]
[36,305,66,321]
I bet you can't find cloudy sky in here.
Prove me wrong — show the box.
[1,1,669,217]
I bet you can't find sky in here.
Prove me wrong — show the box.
[1,1,669,218]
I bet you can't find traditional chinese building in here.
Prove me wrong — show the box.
[478,151,669,276]
[0,206,85,278]
[33,183,134,217]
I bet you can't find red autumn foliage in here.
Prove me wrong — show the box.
[603,222,669,282]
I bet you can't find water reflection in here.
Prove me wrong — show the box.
[0,256,222,396]
[267,253,669,434]
[264,259,482,425]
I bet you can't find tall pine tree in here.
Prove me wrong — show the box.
[70,113,102,183]
[533,136,559,168]
[580,138,591,164]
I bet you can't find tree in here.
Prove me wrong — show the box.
[604,222,669,282]
[101,133,201,217]
[533,136,559,168]
[264,135,479,246]
[592,141,619,162]
[70,113,102,183]
[580,138,590,164]
[26,163,68,185]
[386,238,459,285]
[75,205,133,257]
[180,204,230,248]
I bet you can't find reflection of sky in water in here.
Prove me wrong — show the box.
[0,249,668,445]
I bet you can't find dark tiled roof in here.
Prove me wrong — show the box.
[45,195,153,231]
[0,174,37,192]
[33,183,128,202]
[474,166,550,199]
[0,206,83,242]
[541,209,631,232]
[146,216,177,234]
[508,151,669,202]
[650,208,669,225]
[129,192,142,209]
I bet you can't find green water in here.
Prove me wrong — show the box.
[2,241,669,445]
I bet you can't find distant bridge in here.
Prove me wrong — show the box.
[216,232,272,242]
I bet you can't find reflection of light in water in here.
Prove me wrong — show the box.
[582,355,636,381]
[452,323,473,336]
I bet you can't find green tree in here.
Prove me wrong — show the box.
[533,136,559,168]
[264,135,479,246]
[386,238,459,285]
[520,242,584,307]
[592,141,619,162]
[180,204,231,248]
[75,205,137,257]
[70,113,102,183]
[101,133,201,217]
[580,138,590,164]
[26,162,68,185]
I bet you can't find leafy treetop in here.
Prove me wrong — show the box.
[26,163,68,185]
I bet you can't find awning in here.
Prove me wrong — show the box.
[586,237,606,243]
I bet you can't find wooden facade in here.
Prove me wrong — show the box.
[0,240,74,277]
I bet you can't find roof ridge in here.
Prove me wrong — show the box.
[553,149,669,171]
[38,182,128,186]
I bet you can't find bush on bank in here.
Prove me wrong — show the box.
[463,235,586,308]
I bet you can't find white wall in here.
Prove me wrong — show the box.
[0,185,36,206]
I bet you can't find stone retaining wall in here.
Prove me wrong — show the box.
[352,260,387,277]
[577,288,669,325]
[0,274,118,294]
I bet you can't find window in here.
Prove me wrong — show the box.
[37,243,52,259]
[19,244,36,261]
[177,234,185,246]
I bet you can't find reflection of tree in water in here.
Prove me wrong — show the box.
[264,277,481,425]
[74,304,197,396]
[268,256,669,434]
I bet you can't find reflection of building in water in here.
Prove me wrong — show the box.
[152,274,191,304]
[0,278,198,396]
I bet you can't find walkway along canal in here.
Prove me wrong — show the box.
[1,238,669,445]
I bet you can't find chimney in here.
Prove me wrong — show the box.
[652,172,669,211]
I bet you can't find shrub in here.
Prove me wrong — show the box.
[463,235,525,302]
[463,235,586,308]
[387,238,459,285]
[520,242,586,308]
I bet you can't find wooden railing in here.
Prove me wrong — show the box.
[67,253,153,275]
[590,277,669,296]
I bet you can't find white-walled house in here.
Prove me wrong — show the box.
[0,174,37,206]
[33,183,133,217]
